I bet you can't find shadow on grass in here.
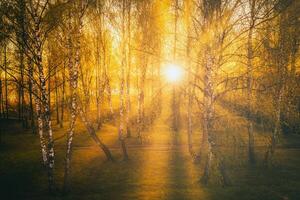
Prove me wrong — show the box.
[0,149,49,200]
[60,148,142,200]
[166,131,187,200]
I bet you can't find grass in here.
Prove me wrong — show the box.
[0,102,300,200]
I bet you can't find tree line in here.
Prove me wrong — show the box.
[0,0,299,194]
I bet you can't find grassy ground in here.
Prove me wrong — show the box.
[1,100,300,200]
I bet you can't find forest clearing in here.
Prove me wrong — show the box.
[1,97,300,199]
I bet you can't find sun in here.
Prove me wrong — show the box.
[163,63,184,83]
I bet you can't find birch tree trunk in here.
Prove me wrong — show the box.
[63,7,79,192]
[37,52,55,192]
[79,105,114,161]
[200,49,214,185]
[200,49,231,186]
[33,15,55,191]
[264,85,284,166]
[32,77,47,165]
[264,13,288,167]
[29,58,47,162]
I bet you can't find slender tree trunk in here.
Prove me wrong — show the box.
[95,27,102,129]
[247,20,255,165]
[264,13,288,167]
[126,0,132,138]
[18,80,21,120]
[19,52,25,126]
[79,106,114,161]
[55,67,60,125]
[137,66,146,141]
[4,44,8,119]
[78,61,90,114]
[200,49,213,184]
[187,87,196,158]
[34,20,55,191]
[137,71,141,139]
[119,0,129,160]
[96,53,102,129]
[106,77,114,117]
[36,98,48,165]
[264,85,284,166]
[63,9,79,191]
[200,49,231,186]
[60,62,65,128]
[48,61,51,121]
[17,0,27,127]
[30,65,47,164]
[28,60,35,134]
[172,0,179,132]
[38,63,55,192]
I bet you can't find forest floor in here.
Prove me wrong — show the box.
[1,100,300,200]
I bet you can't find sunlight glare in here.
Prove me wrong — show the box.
[163,64,184,83]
